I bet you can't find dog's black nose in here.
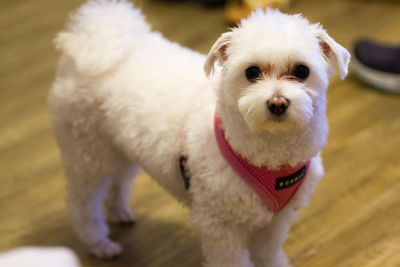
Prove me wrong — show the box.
[267,96,290,116]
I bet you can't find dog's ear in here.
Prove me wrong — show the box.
[317,29,351,80]
[204,32,233,77]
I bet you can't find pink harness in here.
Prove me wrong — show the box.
[214,112,310,212]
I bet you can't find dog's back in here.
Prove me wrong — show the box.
[49,0,210,218]
[49,0,208,164]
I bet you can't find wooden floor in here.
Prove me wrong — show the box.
[1,0,400,266]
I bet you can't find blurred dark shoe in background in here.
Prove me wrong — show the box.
[352,39,400,93]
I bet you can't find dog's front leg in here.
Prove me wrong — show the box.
[191,206,254,267]
[249,209,296,267]
[198,223,254,267]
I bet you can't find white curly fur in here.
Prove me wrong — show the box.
[49,1,349,265]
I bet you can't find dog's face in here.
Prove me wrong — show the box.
[205,9,350,134]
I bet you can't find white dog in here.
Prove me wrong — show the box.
[49,1,350,266]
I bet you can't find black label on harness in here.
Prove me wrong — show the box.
[275,165,307,190]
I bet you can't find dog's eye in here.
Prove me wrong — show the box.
[293,65,310,80]
[245,66,262,82]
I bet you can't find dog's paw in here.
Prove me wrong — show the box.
[107,206,136,225]
[90,239,123,259]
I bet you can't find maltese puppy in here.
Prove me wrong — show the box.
[49,1,350,266]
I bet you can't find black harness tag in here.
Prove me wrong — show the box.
[275,165,307,190]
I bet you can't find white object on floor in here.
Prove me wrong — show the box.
[0,247,80,267]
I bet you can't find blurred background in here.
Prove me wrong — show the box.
[0,0,399,266]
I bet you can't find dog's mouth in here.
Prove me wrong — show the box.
[268,114,288,123]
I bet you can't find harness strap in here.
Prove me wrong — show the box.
[179,156,190,190]
[214,111,310,212]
